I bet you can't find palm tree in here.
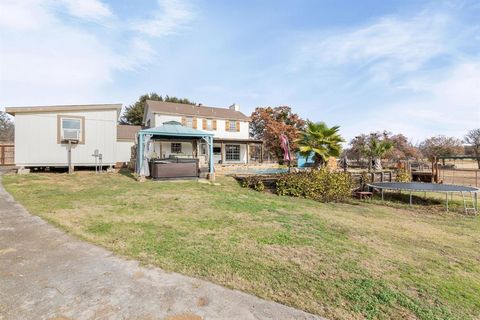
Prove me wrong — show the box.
[361,134,394,171]
[297,122,344,168]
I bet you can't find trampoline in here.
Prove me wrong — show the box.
[367,182,479,213]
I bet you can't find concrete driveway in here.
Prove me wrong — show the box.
[0,178,322,320]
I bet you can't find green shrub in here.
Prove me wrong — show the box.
[276,169,353,202]
[359,171,372,191]
[395,169,412,182]
[241,176,265,191]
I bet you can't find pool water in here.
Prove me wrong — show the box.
[233,168,289,175]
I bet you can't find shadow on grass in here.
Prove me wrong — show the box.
[369,191,473,214]
[118,168,136,180]
[381,192,443,206]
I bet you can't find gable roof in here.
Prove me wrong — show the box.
[5,103,122,116]
[145,100,250,122]
[117,125,142,141]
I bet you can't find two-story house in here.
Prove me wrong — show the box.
[142,100,262,165]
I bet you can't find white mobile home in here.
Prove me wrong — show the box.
[6,104,122,168]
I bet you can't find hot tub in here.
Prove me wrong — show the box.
[150,158,199,179]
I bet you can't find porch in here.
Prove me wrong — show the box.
[211,138,264,165]
[136,122,215,180]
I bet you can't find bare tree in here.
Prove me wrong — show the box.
[0,111,14,143]
[464,129,480,169]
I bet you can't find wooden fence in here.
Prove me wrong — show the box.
[439,168,479,187]
[0,144,14,165]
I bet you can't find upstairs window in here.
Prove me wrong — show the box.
[203,119,216,131]
[186,117,193,128]
[226,120,240,132]
[229,120,237,131]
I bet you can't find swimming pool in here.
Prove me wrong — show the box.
[231,167,289,175]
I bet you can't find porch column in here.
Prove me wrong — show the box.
[221,142,225,164]
[246,143,250,164]
[192,140,198,158]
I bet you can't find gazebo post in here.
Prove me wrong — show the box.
[209,136,215,181]
[137,133,144,178]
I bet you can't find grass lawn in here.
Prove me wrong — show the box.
[3,171,480,320]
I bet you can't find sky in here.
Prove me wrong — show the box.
[0,0,479,143]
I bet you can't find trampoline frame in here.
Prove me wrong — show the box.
[367,182,479,213]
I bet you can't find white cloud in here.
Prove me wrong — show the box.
[338,61,480,142]
[131,0,194,37]
[294,12,450,81]
[288,7,480,141]
[0,0,194,106]
[0,0,54,30]
[61,0,113,21]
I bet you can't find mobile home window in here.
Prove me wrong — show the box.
[171,143,182,154]
[225,144,240,161]
[61,117,82,141]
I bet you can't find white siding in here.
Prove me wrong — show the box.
[14,110,118,167]
[150,141,194,158]
[144,108,155,127]
[213,119,249,139]
[116,141,134,163]
[155,114,182,126]
[154,114,249,139]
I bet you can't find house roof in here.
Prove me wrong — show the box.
[145,100,250,121]
[117,125,142,141]
[5,103,122,115]
[139,121,214,137]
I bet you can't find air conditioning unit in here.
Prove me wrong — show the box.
[62,129,80,141]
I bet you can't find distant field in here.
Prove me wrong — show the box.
[3,172,480,320]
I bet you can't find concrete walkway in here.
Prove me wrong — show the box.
[0,178,322,320]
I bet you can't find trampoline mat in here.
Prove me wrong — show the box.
[367,182,479,193]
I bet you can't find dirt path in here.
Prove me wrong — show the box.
[0,178,322,320]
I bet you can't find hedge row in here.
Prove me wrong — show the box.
[276,169,353,202]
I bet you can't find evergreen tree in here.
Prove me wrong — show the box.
[121,93,196,125]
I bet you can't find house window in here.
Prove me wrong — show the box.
[186,117,193,128]
[225,144,240,161]
[207,119,212,130]
[200,143,207,155]
[58,115,83,143]
[213,147,222,155]
[229,120,237,132]
[171,143,182,154]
